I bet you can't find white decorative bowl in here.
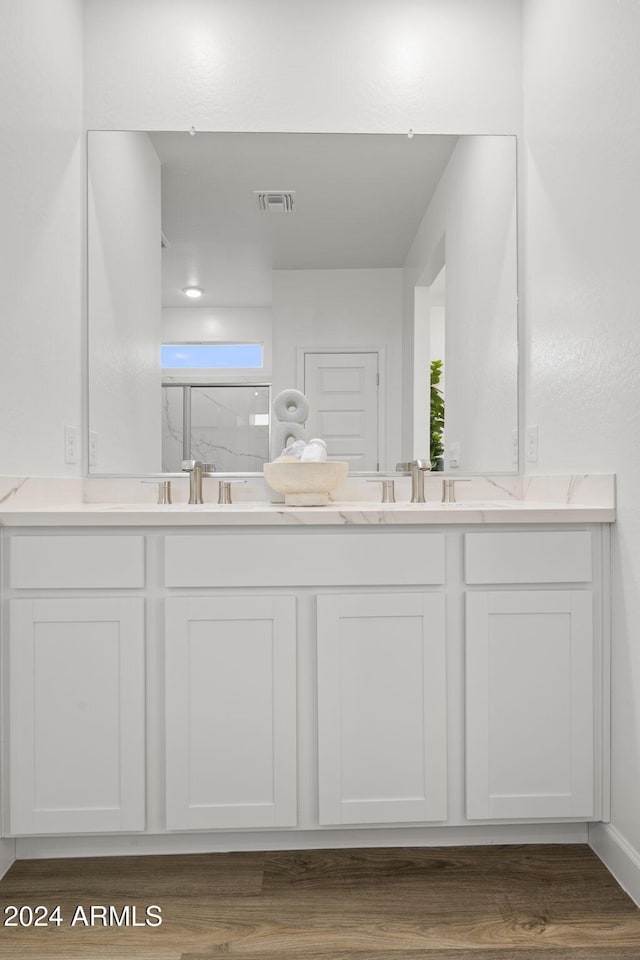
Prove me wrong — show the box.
[263,460,348,506]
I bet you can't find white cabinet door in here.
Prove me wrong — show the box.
[465,591,594,820]
[165,596,297,830]
[317,593,447,825]
[9,598,145,835]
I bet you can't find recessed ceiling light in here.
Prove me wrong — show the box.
[182,286,204,299]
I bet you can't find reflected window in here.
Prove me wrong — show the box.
[162,344,263,369]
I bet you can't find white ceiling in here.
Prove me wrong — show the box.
[150,132,458,308]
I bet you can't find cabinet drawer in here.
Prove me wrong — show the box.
[464,531,592,584]
[10,536,145,589]
[165,533,445,587]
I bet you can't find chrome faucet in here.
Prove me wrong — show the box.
[181,459,204,504]
[396,458,431,503]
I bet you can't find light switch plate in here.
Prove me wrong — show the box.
[89,430,98,469]
[64,425,78,465]
[526,424,539,462]
[447,441,460,469]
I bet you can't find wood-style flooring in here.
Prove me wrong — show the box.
[0,844,639,960]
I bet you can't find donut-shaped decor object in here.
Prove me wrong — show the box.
[270,421,307,463]
[273,388,309,424]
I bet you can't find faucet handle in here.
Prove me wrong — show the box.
[367,479,396,503]
[181,459,197,471]
[395,462,411,472]
[217,479,247,505]
[141,479,172,504]
[441,478,471,503]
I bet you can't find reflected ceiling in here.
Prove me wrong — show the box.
[150,132,458,306]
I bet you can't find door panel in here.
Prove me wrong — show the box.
[304,352,378,470]
[317,592,447,825]
[465,591,594,820]
[165,595,297,830]
[10,598,145,835]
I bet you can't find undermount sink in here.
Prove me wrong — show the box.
[104,502,218,510]
[104,503,182,510]
[434,500,509,508]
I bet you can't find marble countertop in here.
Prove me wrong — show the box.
[0,499,615,526]
[0,473,616,526]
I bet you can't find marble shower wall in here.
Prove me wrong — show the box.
[162,385,270,472]
[162,387,183,471]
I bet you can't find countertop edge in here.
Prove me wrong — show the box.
[0,505,617,527]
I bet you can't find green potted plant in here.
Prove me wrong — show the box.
[430,359,445,471]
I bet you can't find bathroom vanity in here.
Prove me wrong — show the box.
[0,482,614,856]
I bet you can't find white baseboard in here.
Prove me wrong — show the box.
[16,822,588,861]
[590,822,640,908]
[0,839,16,879]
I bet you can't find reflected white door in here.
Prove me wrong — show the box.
[303,352,379,470]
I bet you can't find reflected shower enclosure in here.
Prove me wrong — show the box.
[162,385,271,472]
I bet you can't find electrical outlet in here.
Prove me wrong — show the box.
[526,424,539,463]
[89,430,98,469]
[446,441,460,469]
[64,425,78,465]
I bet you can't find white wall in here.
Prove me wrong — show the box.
[0,0,84,477]
[84,0,522,134]
[88,132,162,473]
[402,136,518,472]
[272,269,403,470]
[0,0,84,876]
[523,0,640,877]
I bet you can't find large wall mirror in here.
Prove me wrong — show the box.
[87,131,518,475]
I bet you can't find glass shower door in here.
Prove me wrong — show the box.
[162,385,270,472]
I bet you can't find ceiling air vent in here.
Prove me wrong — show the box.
[254,190,296,213]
